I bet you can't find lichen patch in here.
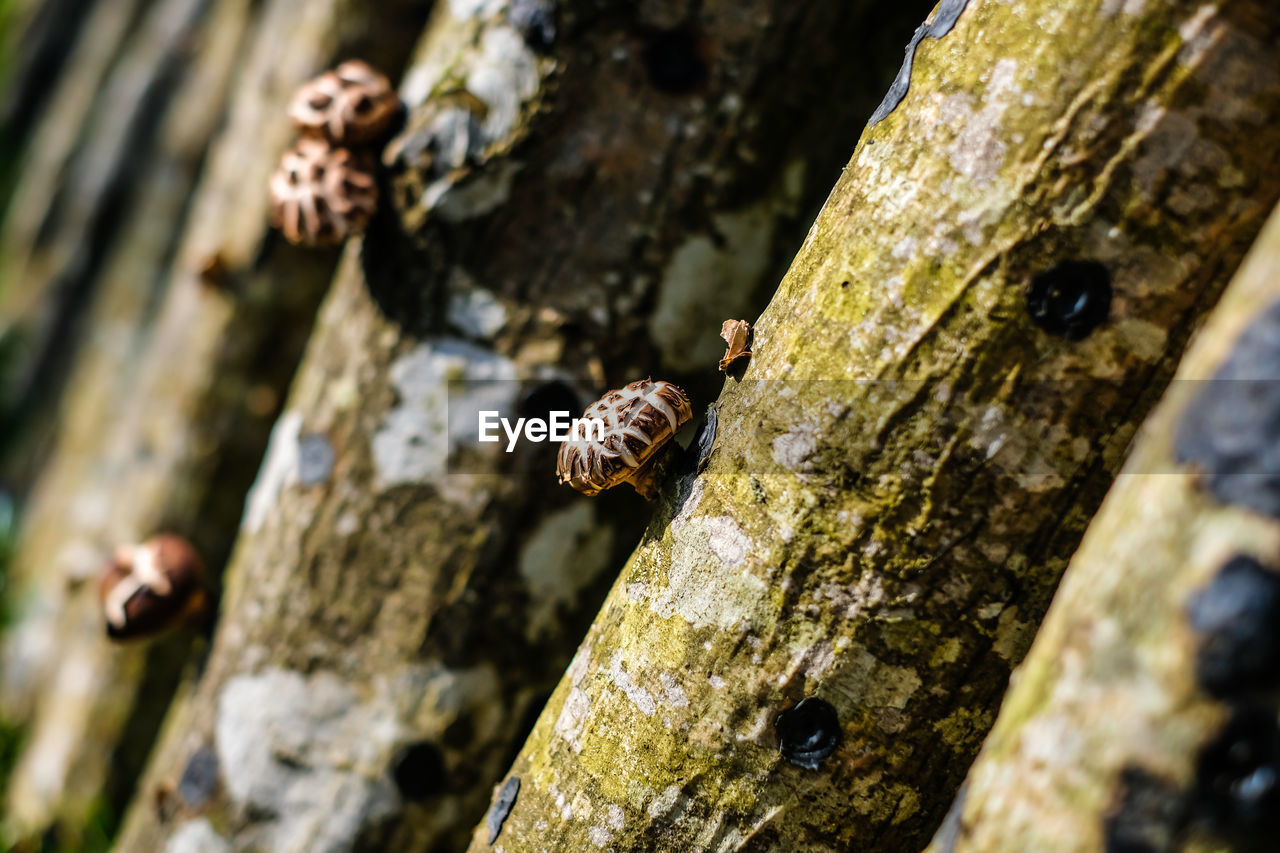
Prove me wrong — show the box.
[945,58,1021,191]
[371,339,516,487]
[243,412,302,533]
[607,652,657,718]
[554,687,592,752]
[519,503,614,640]
[214,669,402,852]
[649,163,806,371]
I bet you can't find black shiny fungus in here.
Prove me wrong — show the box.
[1175,299,1280,520]
[520,380,581,424]
[1191,706,1280,840]
[177,746,220,809]
[1026,260,1112,340]
[1103,766,1185,853]
[775,697,841,770]
[642,27,709,95]
[869,0,972,125]
[694,405,718,472]
[487,776,521,845]
[1187,555,1280,699]
[391,741,448,801]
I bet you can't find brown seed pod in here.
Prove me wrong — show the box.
[556,378,693,499]
[269,138,377,247]
[288,59,402,145]
[98,535,206,641]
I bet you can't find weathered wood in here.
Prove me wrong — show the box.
[0,0,430,845]
[464,1,1280,850]
[0,0,155,475]
[930,203,1280,853]
[112,1,941,851]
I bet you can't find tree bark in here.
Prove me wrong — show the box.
[928,202,1280,853]
[0,0,429,846]
[110,1,942,851]
[462,2,1280,851]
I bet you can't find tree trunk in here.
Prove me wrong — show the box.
[110,1,943,851]
[462,2,1280,851]
[928,201,1280,853]
[0,0,429,846]
[0,0,182,483]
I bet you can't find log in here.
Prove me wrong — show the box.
[929,202,1280,852]
[463,1,1280,850]
[111,0,944,850]
[0,0,429,845]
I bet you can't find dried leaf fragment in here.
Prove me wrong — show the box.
[719,319,752,371]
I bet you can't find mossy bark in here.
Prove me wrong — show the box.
[109,1,947,851]
[461,2,1280,851]
[0,0,429,846]
[929,204,1280,853]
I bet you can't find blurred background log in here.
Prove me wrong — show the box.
[931,202,1280,853]
[469,1,1280,849]
[0,0,431,847]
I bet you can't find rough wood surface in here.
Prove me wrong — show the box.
[463,1,1280,850]
[930,203,1280,853]
[111,1,941,851]
[0,0,430,845]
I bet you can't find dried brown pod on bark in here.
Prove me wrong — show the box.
[718,319,752,371]
[98,534,206,640]
[269,138,377,247]
[288,59,401,145]
[556,378,693,499]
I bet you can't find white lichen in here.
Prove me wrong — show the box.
[214,668,403,853]
[518,503,614,640]
[607,652,657,717]
[371,339,516,487]
[243,412,302,533]
[648,162,806,371]
[166,819,230,853]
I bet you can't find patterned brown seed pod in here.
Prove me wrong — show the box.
[288,59,401,145]
[98,534,206,641]
[556,378,693,499]
[269,138,377,247]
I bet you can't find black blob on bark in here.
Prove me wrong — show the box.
[520,380,581,423]
[1187,555,1280,699]
[694,404,718,472]
[1026,260,1112,340]
[1191,706,1280,843]
[177,746,220,810]
[391,741,448,801]
[1175,298,1280,520]
[642,27,709,95]
[1102,766,1186,853]
[486,776,521,845]
[775,697,841,770]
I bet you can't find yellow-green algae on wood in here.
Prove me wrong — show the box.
[934,204,1280,852]
[471,1,1280,850]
